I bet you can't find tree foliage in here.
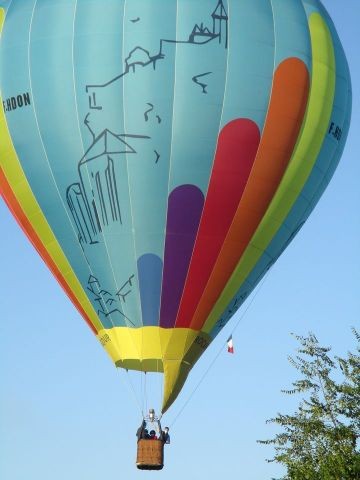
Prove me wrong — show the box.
[259,329,360,480]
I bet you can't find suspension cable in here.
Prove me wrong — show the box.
[144,371,148,416]
[118,368,143,417]
[169,269,271,427]
[140,371,144,415]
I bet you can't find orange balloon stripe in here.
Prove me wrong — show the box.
[190,58,310,331]
[0,169,98,335]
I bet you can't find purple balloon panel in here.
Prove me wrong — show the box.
[159,185,204,328]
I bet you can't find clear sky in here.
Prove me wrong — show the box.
[1,1,359,479]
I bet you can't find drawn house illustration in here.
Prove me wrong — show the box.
[212,0,228,47]
[189,22,217,44]
[66,129,135,244]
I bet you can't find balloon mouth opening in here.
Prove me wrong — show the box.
[115,358,165,372]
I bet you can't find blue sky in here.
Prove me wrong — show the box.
[1,1,359,479]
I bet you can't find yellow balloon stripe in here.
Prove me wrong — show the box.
[203,12,336,333]
[0,104,103,333]
[0,8,4,33]
[98,326,199,366]
[97,326,209,413]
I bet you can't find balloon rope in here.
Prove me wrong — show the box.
[156,359,160,414]
[140,372,144,414]
[144,372,148,415]
[169,270,271,428]
[159,359,164,415]
[119,369,143,416]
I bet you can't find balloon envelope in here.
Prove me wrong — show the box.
[0,0,351,412]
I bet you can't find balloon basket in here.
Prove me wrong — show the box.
[136,439,164,470]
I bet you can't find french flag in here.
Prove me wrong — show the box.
[227,335,234,354]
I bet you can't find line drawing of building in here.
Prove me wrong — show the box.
[189,1,228,46]
[189,22,217,44]
[67,129,143,245]
[68,0,229,248]
[64,0,230,321]
[212,0,228,48]
[85,0,228,112]
[87,275,135,326]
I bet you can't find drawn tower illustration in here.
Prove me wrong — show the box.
[212,0,228,48]
[66,130,136,245]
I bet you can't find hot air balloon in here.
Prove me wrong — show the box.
[0,0,351,432]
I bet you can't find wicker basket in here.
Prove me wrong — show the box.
[136,439,164,470]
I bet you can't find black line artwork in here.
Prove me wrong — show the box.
[189,23,218,44]
[69,0,228,246]
[212,0,228,48]
[84,113,95,140]
[144,103,154,121]
[87,275,135,326]
[213,291,249,335]
[116,274,135,303]
[192,72,212,93]
[66,129,150,245]
[65,1,229,319]
[144,103,162,124]
[228,298,239,315]
[125,47,162,73]
[85,0,228,101]
[88,92,102,110]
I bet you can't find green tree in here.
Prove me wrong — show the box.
[259,329,360,480]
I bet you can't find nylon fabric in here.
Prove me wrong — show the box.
[0,0,351,414]
[203,11,336,333]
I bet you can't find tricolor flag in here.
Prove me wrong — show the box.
[227,335,234,354]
